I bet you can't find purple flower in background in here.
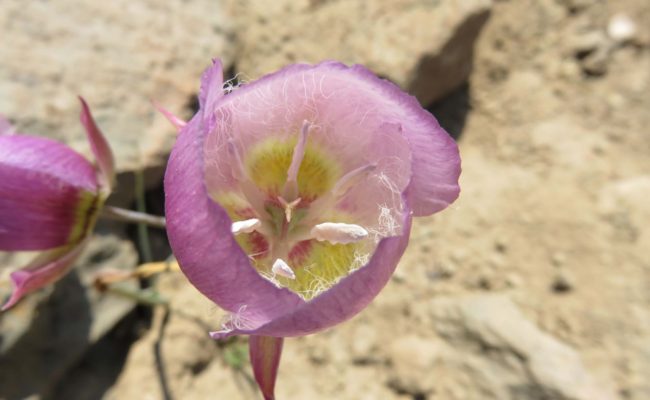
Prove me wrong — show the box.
[164,59,460,399]
[0,98,114,310]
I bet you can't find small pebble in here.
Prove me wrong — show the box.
[551,252,567,267]
[607,13,637,43]
[505,273,523,288]
[552,271,575,293]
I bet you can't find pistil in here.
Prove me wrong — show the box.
[283,120,311,200]
[278,196,302,223]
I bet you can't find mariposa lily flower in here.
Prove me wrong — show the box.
[164,60,460,399]
[0,98,115,310]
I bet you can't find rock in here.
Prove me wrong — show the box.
[558,0,596,13]
[226,0,492,105]
[551,270,575,293]
[580,46,610,76]
[349,324,380,364]
[430,295,618,400]
[0,0,235,174]
[530,117,607,168]
[598,176,650,250]
[607,14,637,43]
[569,30,607,56]
[386,335,443,396]
[0,235,138,399]
[505,273,523,288]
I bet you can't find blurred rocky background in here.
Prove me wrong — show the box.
[1,0,649,399]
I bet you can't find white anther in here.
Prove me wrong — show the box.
[272,258,296,279]
[332,164,377,198]
[311,222,369,244]
[231,218,261,235]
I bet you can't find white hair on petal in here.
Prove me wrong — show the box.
[351,250,370,272]
[259,269,283,288]
[223,72,249,94]
[298,262,335,299]
[219,304,255,332]
[364,171,404,242]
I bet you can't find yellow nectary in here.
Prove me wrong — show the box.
[246,137,340,201]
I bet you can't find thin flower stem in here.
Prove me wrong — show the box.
[135,169,153,263]
[107,285,168,307]
[101,205,166,228]
[93,260,180,288]
[105,285,214,331]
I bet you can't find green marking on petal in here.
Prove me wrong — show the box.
[67,190,103,245]
[246,138,340,201]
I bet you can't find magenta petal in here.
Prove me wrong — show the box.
[79,97,116,191]
[2,241,86,310]
[0,135,99,251]
[212,208,412,339]
[165,114,303,328]
[199,59,224,112]
[249,336,284,400]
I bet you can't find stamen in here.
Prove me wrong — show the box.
[283,120,311,200]
[332,163,377,198]
[272,258,296,279]
[231,218,261,235]
[278,196,302,223]
[311,222,369,244]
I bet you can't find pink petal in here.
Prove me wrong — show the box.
[164,112,304,328]
[203,66,414,224]
[343,63,461,216]
[211,208,412,338]
[0,135,99,251]
[79,97,116,191]
[249,336,284,400]
[208,61,460,216]
[324,122,412,230]
[167,60,457,338]
[2,240,87,310]
[152,101,187,131]
[199,59,225,119]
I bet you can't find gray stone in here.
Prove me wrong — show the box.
[430,294,618,400]
[386,335,444,395]
[226,0,492,105]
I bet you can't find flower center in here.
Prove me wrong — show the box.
[214,122,380,300]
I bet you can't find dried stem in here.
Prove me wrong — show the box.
[101,205,166,228]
